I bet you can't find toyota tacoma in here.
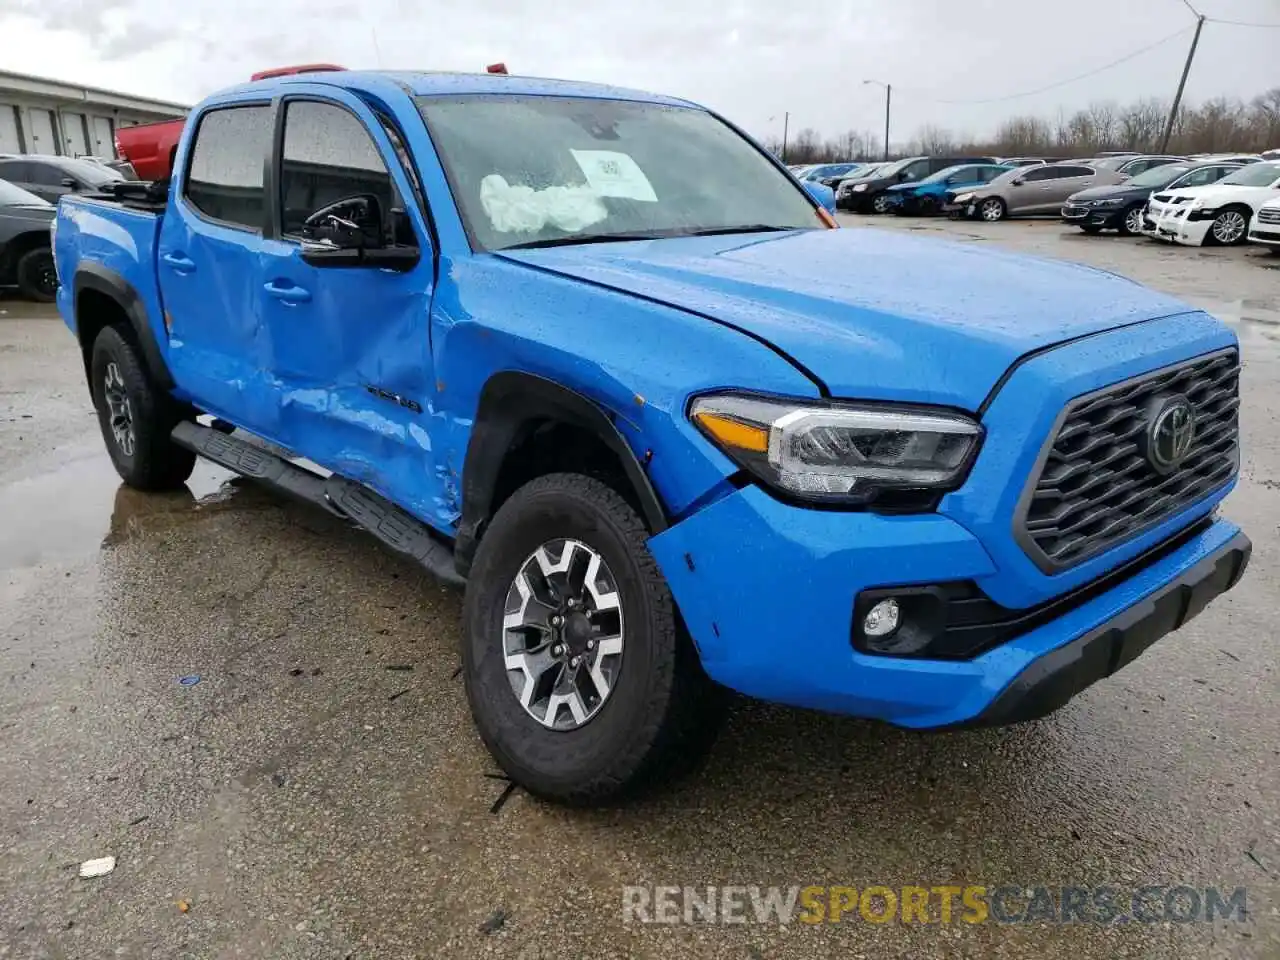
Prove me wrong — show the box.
[52,67,1249,804]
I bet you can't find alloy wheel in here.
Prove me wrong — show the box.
[981,199,1005,222]
[1124,207,1144,235]
[502,538,624,730]
[103,362,136,457]
[1211,210,1247,245]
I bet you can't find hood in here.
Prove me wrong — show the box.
[499,228,1193,411]
[1068,183,1150,203]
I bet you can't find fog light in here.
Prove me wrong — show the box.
[863,598,901,638]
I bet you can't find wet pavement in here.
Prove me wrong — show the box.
[1,221,1278,959]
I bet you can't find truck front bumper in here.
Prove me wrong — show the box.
[649,486,1248,729]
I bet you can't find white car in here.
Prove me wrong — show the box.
[1249,197,1280,252]
[1143,161,1280,246]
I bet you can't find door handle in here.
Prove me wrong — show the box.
[263,281,312,304]
[162,252,196,273]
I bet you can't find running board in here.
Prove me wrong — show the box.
[171,421,464,586]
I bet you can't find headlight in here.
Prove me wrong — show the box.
[851,183,868,193]
[1093,198,1125,208]
[690,394,982,505]
[954,192,975,203]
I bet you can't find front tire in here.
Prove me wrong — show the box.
[980,197,1007,222]
[870,193,893,215]
[90,326,196,490]
[16,247,57,303]
[462,473,722,805]
[1208,207,1250,246]
[1119,204,1144,237]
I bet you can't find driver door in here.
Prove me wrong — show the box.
[257,91,447,526]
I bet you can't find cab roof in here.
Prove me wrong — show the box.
[211,69,696,109]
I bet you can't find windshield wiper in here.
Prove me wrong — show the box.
[501,224,799,251]
[679,225,800,238]
[501,231,674,251]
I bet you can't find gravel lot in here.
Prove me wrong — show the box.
[1,218,1277,959]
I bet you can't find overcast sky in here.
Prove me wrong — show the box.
[2,0,1277,144]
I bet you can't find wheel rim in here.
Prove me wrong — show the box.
[981,199,1003,221]
[103,362,136,457]
[1212,211,1246,244]
[872,195,890,213]
[502,538,624,731]
[1124,208,1143,234]
[33,258,56,297]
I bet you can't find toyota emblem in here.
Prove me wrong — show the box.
[1144,396,1196,474]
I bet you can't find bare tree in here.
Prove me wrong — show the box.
[1118,98,1166,152]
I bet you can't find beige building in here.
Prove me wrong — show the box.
[0,69,188,159]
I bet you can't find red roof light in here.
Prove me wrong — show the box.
[486,63,509,74]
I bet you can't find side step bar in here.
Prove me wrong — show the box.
[172,420,465,587]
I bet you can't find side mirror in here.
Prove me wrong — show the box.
[1012,178,1025,186]
[802,180,837,215]
[61,178,78,189]
[898,171,911,181]
[300,194,419,272]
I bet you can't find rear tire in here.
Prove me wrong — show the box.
[16,247,57,303]
[870,193,893,215]
[462,473,723,805]
[90,326,195,490]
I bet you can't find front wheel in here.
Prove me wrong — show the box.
[1119,205,1145,237]
[979,197,1007,222]
[870,193,893,215]
[462,473,723,805]
[1209,208,1250,246]
[90,326,196,490]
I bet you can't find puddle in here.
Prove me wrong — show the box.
[1188,298,1280,351]
[0,445,235,572]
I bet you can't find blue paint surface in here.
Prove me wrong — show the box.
[54,69,1246,726]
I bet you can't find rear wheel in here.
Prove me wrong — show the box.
[16,247,57,303]
[90,326,195,490]
[1119,204,1144,237]
[462,473,723,804]
[871,193,893,215]
[980,197,1007,222]
[1209,207,1250,246]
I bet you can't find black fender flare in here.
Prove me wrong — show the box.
[73,262,175,390]
[454,372,668,576]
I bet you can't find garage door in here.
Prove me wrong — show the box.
[0,105,20,154]
[24,108,57,154]
[62,112,88,156]
[90,116,114,157]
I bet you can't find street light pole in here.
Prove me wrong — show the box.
[863,80,891,160]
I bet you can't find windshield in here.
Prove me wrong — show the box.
[806,163,858,179]
[1090,156,1131,171]
[1127,163,1192,188]
[0,179,50,206]
[870,157,912,180]
[60,158,125,187]
[418,95,821,252]
[1219,162,1280,187]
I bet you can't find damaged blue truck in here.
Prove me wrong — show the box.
[54,67,1249,804]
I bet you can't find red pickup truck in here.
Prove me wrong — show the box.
[114,65,349,180]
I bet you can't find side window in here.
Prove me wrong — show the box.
[1021,167,1054,182]
[25,162,65,186]
[280,100,405,245]
[902,159,929,181]
[185,105,272,230]
[0,160,28,182]
[1052,166,1094,179]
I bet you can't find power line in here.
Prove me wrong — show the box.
[923,26,1193,105]
[1206,16,1280,27]
[1179,0,1200,16]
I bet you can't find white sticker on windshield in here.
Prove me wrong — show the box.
[570,150,658,202]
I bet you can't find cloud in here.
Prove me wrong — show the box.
[1,0,1276,144]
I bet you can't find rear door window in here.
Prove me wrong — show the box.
[183,104,273,230]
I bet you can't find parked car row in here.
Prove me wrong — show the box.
[1139,161,1280,249]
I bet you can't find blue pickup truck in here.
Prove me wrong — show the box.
[54,67,1249,804]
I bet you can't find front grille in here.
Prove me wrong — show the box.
[1017,349,1240,572]
[1258,207,1280,224]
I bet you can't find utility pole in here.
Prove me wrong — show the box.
[781,111,790,162]
[863,80,892,160]
[1160,15,1205,152]
[883,84,891,161]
